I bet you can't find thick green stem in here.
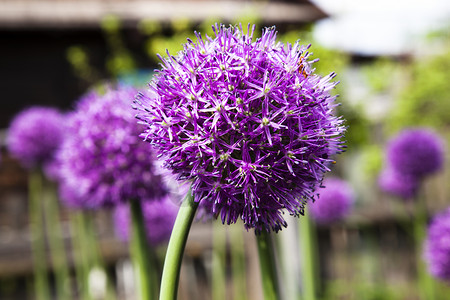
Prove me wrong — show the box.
[29,170,50,300]
[130,200,157,300]
[414,194,435,300]
[256,231,280,300]
[44,182,71,300]
[299,213,317,300]
[72,212,93,300]
[159,189,198,300]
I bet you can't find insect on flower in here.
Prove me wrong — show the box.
[298,54,309,78]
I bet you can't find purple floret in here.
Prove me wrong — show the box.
[424,207,450,282]
[114,198,178,246]
[7,107,64,169]
[378,167,419,200]
[134,24,346,232]
[309,177,354,224]
[387,128,445,179]
[56,86,169,209]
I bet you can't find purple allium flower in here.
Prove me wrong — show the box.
[57,86,169,209]
[424,207,450,282]
[378,167,419,200]
[387,128,445,179]
[309,177,354,224]
[7,107,64,169]
[134,24,346,232]
[114,198,178,246]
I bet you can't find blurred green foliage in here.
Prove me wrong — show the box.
[101,15,137,77]
[142,14,261,62]
[67,15,137,85]
[138,19,162,36]
[339,102,371,151]
[359,144,384,180]
[143,19,195,60]
[322,278,450,300]
[385,43,450,133]
[322,280,407,300]
[66,46,100,83]
[362,58,403,93]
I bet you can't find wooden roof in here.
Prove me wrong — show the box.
[0,0,328,29]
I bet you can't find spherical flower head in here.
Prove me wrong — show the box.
[114,198,178,246]
[309,177,354,224]
[378,167,419,200]
[57,86,169,209]
[7,107,65,169]
[134,24,346,232]
[387,128,445,178]
[424,207,450,282]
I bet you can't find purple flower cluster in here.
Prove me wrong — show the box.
[309,177,354,224]
[114,198,178,246]
[7,107,65,169]
[379,128,445,199]
[134,24,346,232]
[424,207,450,282]
[57,86,169,209]
[387,128,445,179]
[378,168,418,200]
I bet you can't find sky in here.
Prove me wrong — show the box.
[310,0,450,55]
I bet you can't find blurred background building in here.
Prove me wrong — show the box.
[0,0,327,128]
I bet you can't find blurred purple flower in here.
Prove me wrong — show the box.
[309,177,354,224]
[114,198,178,246]
[387,128,445,179]
[378,167,419,200]
[56,86,169,209]
[424,207,450,282]
[7,107,64,169]
[134,24,346,232]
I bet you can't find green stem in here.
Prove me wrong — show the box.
[230,224,248,300]
[44,182,71,300]
[256,231,280,300]
[159,189,198,300]
[212,221,226,300]
[29,169,50,300]
[414,194,435,300]
[130,200,157,300]
[72,212,93,300]
[299,213,317,300]
[84,211,117,300]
